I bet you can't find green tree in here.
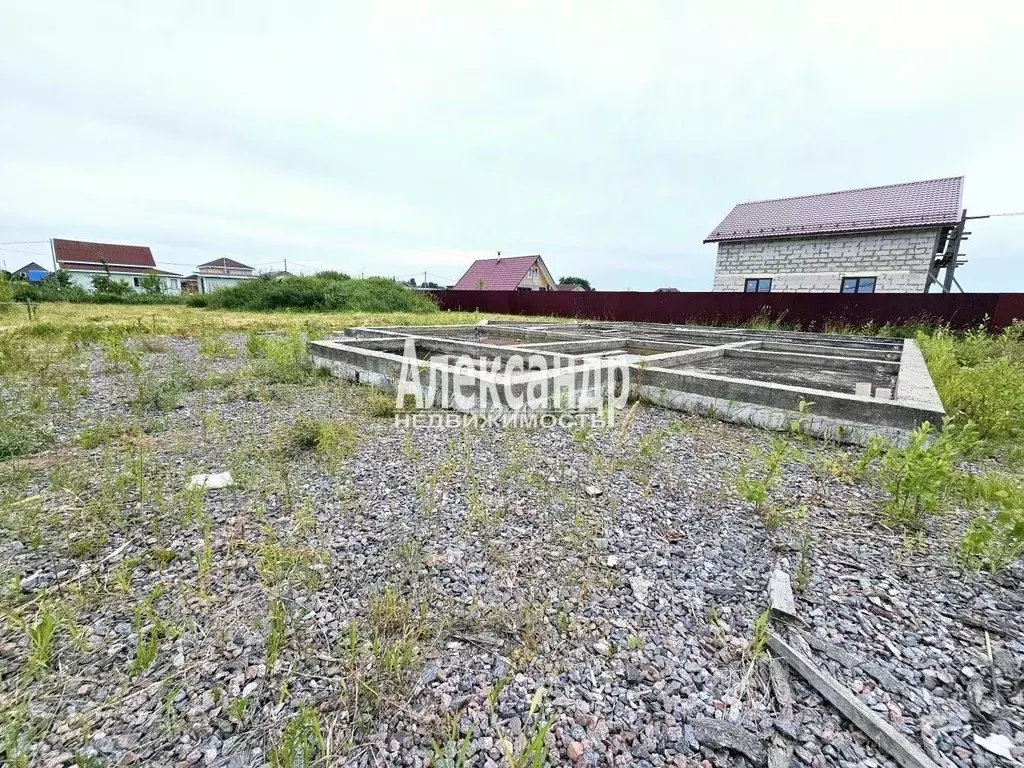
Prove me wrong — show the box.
[139,273,164,294]
[558,276,593,291]
[91,274,132,297]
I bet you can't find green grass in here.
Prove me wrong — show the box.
[918,323,1024,450]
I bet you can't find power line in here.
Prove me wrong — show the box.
[969,211,1024,219]
[0,246,50,257]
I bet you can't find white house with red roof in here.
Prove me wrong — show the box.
[452,255,556,291]
[53,238,182,294]
[705,177,966,294]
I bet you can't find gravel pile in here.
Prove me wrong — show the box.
[0,335,1021,767]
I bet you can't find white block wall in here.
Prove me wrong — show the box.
[711,229,940,293]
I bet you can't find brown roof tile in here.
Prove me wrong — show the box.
[453,255,541,290]
[53,238,156,268]
[704,176,964,243]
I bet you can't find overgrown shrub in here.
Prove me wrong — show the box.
[245,328,317,384]
[918,323,1024,447]
[198,275,436,313]
[960,475,1024,572]
[878,419,978,530]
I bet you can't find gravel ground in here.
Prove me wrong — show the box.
[1,334,1022,767]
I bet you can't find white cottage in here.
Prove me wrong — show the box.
[52,238,181,294]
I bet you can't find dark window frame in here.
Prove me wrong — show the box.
[841,276,877,294]
[744,277,772,293]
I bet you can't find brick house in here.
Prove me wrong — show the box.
[453,255,556,291]
[704,177,965,293]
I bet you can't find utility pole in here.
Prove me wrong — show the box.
[284,257,288,273]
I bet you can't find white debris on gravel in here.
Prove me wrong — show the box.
[187,471,234,490]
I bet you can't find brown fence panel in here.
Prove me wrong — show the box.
[429,290,1019,331]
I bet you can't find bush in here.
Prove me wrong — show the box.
[200,275,436,313]
[918,324,1024,447]
[960,476,1024,572]
[878,419,978,530]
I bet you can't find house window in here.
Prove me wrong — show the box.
[744,278,772,293]
[133,277,142,288]
[841,276,876,293]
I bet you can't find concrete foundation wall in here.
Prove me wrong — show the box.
[712,229,940,293]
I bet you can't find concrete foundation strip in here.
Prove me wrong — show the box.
[767,630,941,768]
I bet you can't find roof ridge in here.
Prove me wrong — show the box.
[735,175,964,207]
[53,237,153,249]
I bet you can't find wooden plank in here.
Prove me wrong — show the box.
[768,569,797,621]
[767,631,941,768]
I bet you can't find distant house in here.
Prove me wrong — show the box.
[262,270,294,280]
[655,287,680,293]
[52,239,181,294]
[556,283,586,292]
[12,262,49,283]
[704,177,966,293]
[195,257,256,293]
[453,255,555,291]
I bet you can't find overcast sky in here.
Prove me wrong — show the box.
[1,2,1021,290]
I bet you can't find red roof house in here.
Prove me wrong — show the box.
[52,238,181,292]
[705,177,966,294]
[452,255,556,291]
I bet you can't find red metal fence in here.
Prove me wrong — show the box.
[429,291,1024,332]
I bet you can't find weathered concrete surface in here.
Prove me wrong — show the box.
[312,321,946,443]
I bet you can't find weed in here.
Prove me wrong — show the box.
[735,435,802,525]
[287,416,359,466]
[0,398,53,459]
[26,603,58,675]
[131,587,173,675]
[879,419,978,529]
[71,528,109,559]
[77,418,142,448]
[269,705,325,768]
[918,323,1024,450]
[198,333,235,358]
[499,687,552,768]
[748,607,770,659]
[266,598,287,667]
[246,328,315,384]
[959,474,1024,572]
[430,714,473,768]
[369,586,415,637]
[365,388,397,418]
[228,696,250,723]
[625,633,645,650]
